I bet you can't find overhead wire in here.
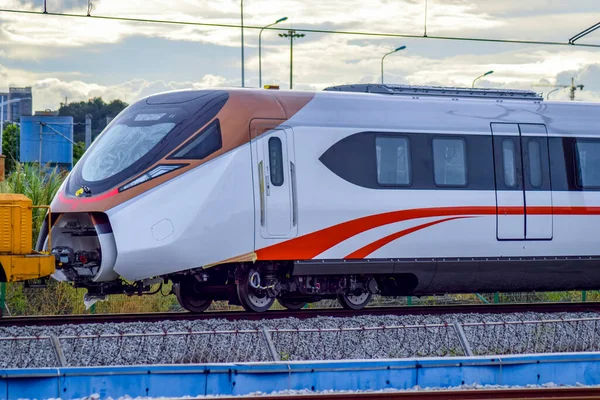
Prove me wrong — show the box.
[0,8,599,48]
[569,22,600,44]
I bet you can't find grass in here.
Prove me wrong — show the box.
[0,163,66,239]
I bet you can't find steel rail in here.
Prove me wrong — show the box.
[2,301,600,327]
[199,387,600,399]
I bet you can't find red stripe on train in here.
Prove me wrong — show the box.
[344,216,471,259]
[255,206,600,261]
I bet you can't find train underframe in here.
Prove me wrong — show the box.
[169,263,414,312]
[67,262,417,312]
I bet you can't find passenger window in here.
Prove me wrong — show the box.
[528,139,543,188]
[502,139,517,188]
[575,141,600,188]
[376,136,410,185]
[268,137,284,186]
[172,119,222,159]
[433,137,467,186]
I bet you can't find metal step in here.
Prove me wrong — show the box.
[323,83,544,101]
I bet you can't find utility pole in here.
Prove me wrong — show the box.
[532,77,584,101]
[85,114,92,149]
[39,123,43,167]
[279,30,305,89]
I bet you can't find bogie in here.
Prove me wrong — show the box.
[174,279,212,313]
[169,264,382,313]
[337,291,372,310]
[236,268,275,312]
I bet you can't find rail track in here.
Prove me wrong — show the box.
[2,301,600,327]
[197,387,600,399]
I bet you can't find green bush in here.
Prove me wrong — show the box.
[1,163,66,240]
[1,124,20,175]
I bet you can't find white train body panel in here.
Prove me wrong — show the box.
[108,145,255,281]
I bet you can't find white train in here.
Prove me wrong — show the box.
[37,84,600,312]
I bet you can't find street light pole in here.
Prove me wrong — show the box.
[279,30,305,89]
[0,98,30,155]
[259,17,288,88]
[472,70,494,88]
[381,46,406,84]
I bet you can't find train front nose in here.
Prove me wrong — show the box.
[40,90,230,284]
[44,212,119,283]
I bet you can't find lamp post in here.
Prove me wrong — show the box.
[279,30,305,89]
[259,17,288,88]
[472,70,494,88]
[381,46,406,84]
[0,97,30,155]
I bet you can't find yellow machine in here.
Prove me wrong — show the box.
[0,194,55,283]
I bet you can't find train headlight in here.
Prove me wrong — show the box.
[119,164,187,192]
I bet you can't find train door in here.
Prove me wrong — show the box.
[258,129,297,238]
[491,123,552,240]
[519,124,552,239]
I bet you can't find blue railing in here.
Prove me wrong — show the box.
[2,352,600,399]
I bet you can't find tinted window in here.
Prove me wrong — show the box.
[269,137,284,186]
[528,139,543,188]
[502,139,517,188]
[171,119,222,159]
[433,137,467,186]
[376,136,410,185]
[575,140,600,188]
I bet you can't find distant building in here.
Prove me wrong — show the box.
[8,87,33,122]
[0,92,9,121]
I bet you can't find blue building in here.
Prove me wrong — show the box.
[20,114,74,171]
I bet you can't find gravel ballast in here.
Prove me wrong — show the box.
[1,311,599,368]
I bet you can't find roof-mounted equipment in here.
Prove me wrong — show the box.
[323,84,544,101]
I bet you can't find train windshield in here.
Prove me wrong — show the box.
[81,112,178,182]
[65,90,230,196]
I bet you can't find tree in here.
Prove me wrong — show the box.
[59,97,128,143]
[1,124,20,174]
[73,141,86,165]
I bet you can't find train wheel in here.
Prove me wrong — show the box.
[277,298,307,311]
[337,291,372,310]
[237,269,275,312]
[174,280,212,313]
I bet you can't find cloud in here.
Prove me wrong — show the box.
[0,60,235,110]
[554,63,600,102]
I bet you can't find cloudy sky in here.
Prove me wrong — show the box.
[0,0,599,110]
